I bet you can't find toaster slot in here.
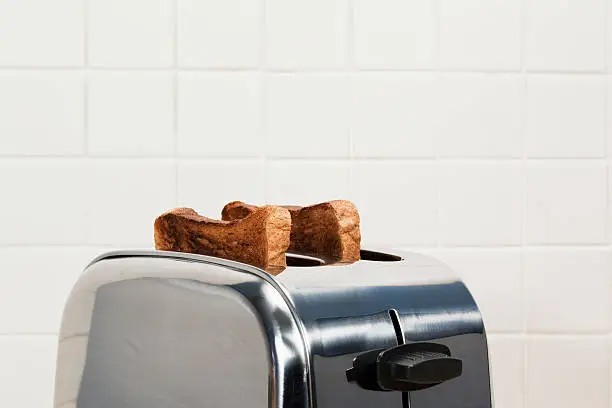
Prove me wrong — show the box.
[284,250,403,267]
[285,253,325,267]
[360,249,402,262]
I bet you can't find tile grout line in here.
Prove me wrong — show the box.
[261,0,268,204]
[0,156,609,163]
[520,0,527,331]
[347,0,355,200]
[0,155,610,163]
[173,0,179,205]
[598,2,612,402]
[519,0,529,404]
[0,66,608,75]
[433,0,443,248]
[434,0,441,250]
[604,0,610,250]
[82,0,89,157]
[603,7,612,408]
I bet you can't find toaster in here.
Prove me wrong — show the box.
[54,248,492,408]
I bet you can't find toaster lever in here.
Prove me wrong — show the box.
[377,342,462,391]
[346,342,462,392]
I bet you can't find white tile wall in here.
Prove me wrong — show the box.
[526,163,607,244]
[0,1,611,408]
[438,0,521,71]
[488,336,524,408]
[88,0,174,67]
[0,72,84,155]
[525,336,609,408]
[267,161,351,204]
[85,159,176,246]
[524,249,610,333]
[0,0,84,67]
[0,248,101,333]
[353,0,436,69]
[351,162,437,246]
[525,0,605,72]
[178,0,261,68]
[438,163,523,246]
[177,72,262,157]
[265,0,348,69]
[525,76,605,158]
[178,160,265,217]
[435,75,522,157]
[351,73,437,157]
[87,72,175,156]
[266,74,349,157]
[0,160,87,245]
[0,336,58,408]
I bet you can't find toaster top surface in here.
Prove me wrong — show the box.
[87,247,461,290]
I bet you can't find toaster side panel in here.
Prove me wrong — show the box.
[55,253,312,408]
[77,278,269,408]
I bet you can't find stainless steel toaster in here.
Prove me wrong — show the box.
[54,249,492,408]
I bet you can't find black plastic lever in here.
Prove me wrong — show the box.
[346,342,462,392]
[377,342,462,391]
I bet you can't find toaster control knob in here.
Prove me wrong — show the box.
[346,342,462,392]
[377,342,462,391]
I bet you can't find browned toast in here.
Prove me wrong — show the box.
[222,200,361,264]
[154,206,291,274]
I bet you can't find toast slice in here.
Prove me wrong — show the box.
[222,200,361,264]
[154,206,291,274]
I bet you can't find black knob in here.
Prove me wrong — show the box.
[377,343,462,391]
[346,342,462,392]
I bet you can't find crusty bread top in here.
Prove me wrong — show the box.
[222,201,258,221]
[154,206,291,274]
[221,200,361,264]
[162,207,230,224]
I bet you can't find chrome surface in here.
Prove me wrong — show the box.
[55,248,492,408]
[278,250,492,408]
[54,251,311,408]
[79,278,269,408]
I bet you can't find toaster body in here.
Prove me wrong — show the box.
[55,249,492,408]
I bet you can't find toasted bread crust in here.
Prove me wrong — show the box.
[222,200,361,263]
[154,206,291,274]
[222,201,259,221]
